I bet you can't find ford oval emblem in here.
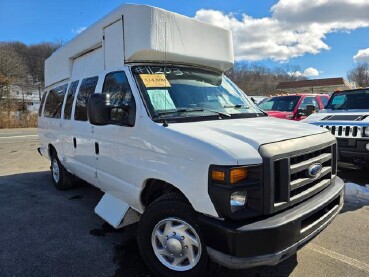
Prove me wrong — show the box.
[308,163,323,178]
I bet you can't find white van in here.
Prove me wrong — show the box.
[38,4,344,276]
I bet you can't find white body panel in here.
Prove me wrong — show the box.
[45,4,233,87]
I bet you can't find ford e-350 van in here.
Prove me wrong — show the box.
[38,4,344,276]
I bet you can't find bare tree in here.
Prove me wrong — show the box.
[0,43,28,100]
[26,42,61,83]
[347,62,369,88]
[226,63,307,96]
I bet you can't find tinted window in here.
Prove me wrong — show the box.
[63,80,79,120]
[326,89,369,110]
[103,72,134,122]
[44,84,68,118]
[259,96,300,112]
[300,96,319,110]
[38,91,48,116]
[74,77,98,121]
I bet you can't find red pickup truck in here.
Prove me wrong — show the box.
[258,94,330,121]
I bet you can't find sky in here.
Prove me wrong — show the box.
[1,0,369,79]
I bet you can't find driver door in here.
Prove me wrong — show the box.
[93,70,139,199]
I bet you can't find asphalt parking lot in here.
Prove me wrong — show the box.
[0,128,368,277]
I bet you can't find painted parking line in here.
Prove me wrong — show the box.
[0,135,38,139]
[307,243,369,273]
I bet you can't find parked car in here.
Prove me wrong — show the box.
[259,94,329,120]
[304,88,369,168]
[38,4,344,276]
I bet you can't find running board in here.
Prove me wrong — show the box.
[95,193,141,229]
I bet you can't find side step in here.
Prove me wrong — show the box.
[95,193,141,229]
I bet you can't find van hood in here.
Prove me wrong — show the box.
[167,117,328,163]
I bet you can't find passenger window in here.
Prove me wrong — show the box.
[102,72,134,122]
[300,97,319,111]
[44,84,68,118]
[38,91,48,116]
[63,80,79,120]
[74,76,98,121]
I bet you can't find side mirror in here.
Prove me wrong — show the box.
[87,93,136,126]
[306,105,316,116]
[296,109,306,117]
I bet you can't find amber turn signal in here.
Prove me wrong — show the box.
[211,170,225,182]
[230,168,248,184]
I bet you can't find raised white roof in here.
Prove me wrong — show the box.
[45,4,234,87]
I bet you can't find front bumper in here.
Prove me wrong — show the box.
[337,138,369,164]
[198,177,344,269]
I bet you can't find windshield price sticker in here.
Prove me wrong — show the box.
[140,74,171,88]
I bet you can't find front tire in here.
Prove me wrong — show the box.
[50,153,75,190]
[137,194,208,277]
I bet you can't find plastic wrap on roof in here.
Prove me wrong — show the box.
[45,4,234,87]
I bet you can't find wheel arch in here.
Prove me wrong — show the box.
[140,178,191,208]
[48,144,57,159]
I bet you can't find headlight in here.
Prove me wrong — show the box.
[364,127,369,137]
[208,165,262,218]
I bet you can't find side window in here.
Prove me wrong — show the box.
[44,84,68,118]
[300,96,319,111]
[102,71,134,122]
[74,76,98,121]
[63,80,79,120]
[320,96,329,107]
[38,91,48,116]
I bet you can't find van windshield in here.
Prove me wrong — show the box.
[132,66,264,122]
[326,89,369,110]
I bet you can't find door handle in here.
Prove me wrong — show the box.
[95,142,99,155]
[73,137,77,149]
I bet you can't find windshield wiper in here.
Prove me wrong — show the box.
[155,108,231,118]
[223,104,250,109]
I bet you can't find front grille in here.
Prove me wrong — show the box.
[320,125,362,138]
[273,144,336,212]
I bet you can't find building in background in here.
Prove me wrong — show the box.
[7,84,41,113]
[276,78,353,95]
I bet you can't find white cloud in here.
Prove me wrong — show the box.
[303,67,320,77]
[195,0,369,62]
[72,26,87,35]
[289,67,320,78]
[353,48,369,62]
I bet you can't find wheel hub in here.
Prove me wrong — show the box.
[151,217,202,271]
[166,237,183,256]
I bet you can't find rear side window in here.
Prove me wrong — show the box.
[38,91,48,116]
[44,84,68,118]
[74,76,98,121]
[320,96,329,107]
[63,80,79,120]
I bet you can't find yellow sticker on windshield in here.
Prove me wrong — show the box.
[139,74,171,88]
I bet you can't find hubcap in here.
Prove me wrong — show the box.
[52,159,60,183]
[151,217,202,271]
